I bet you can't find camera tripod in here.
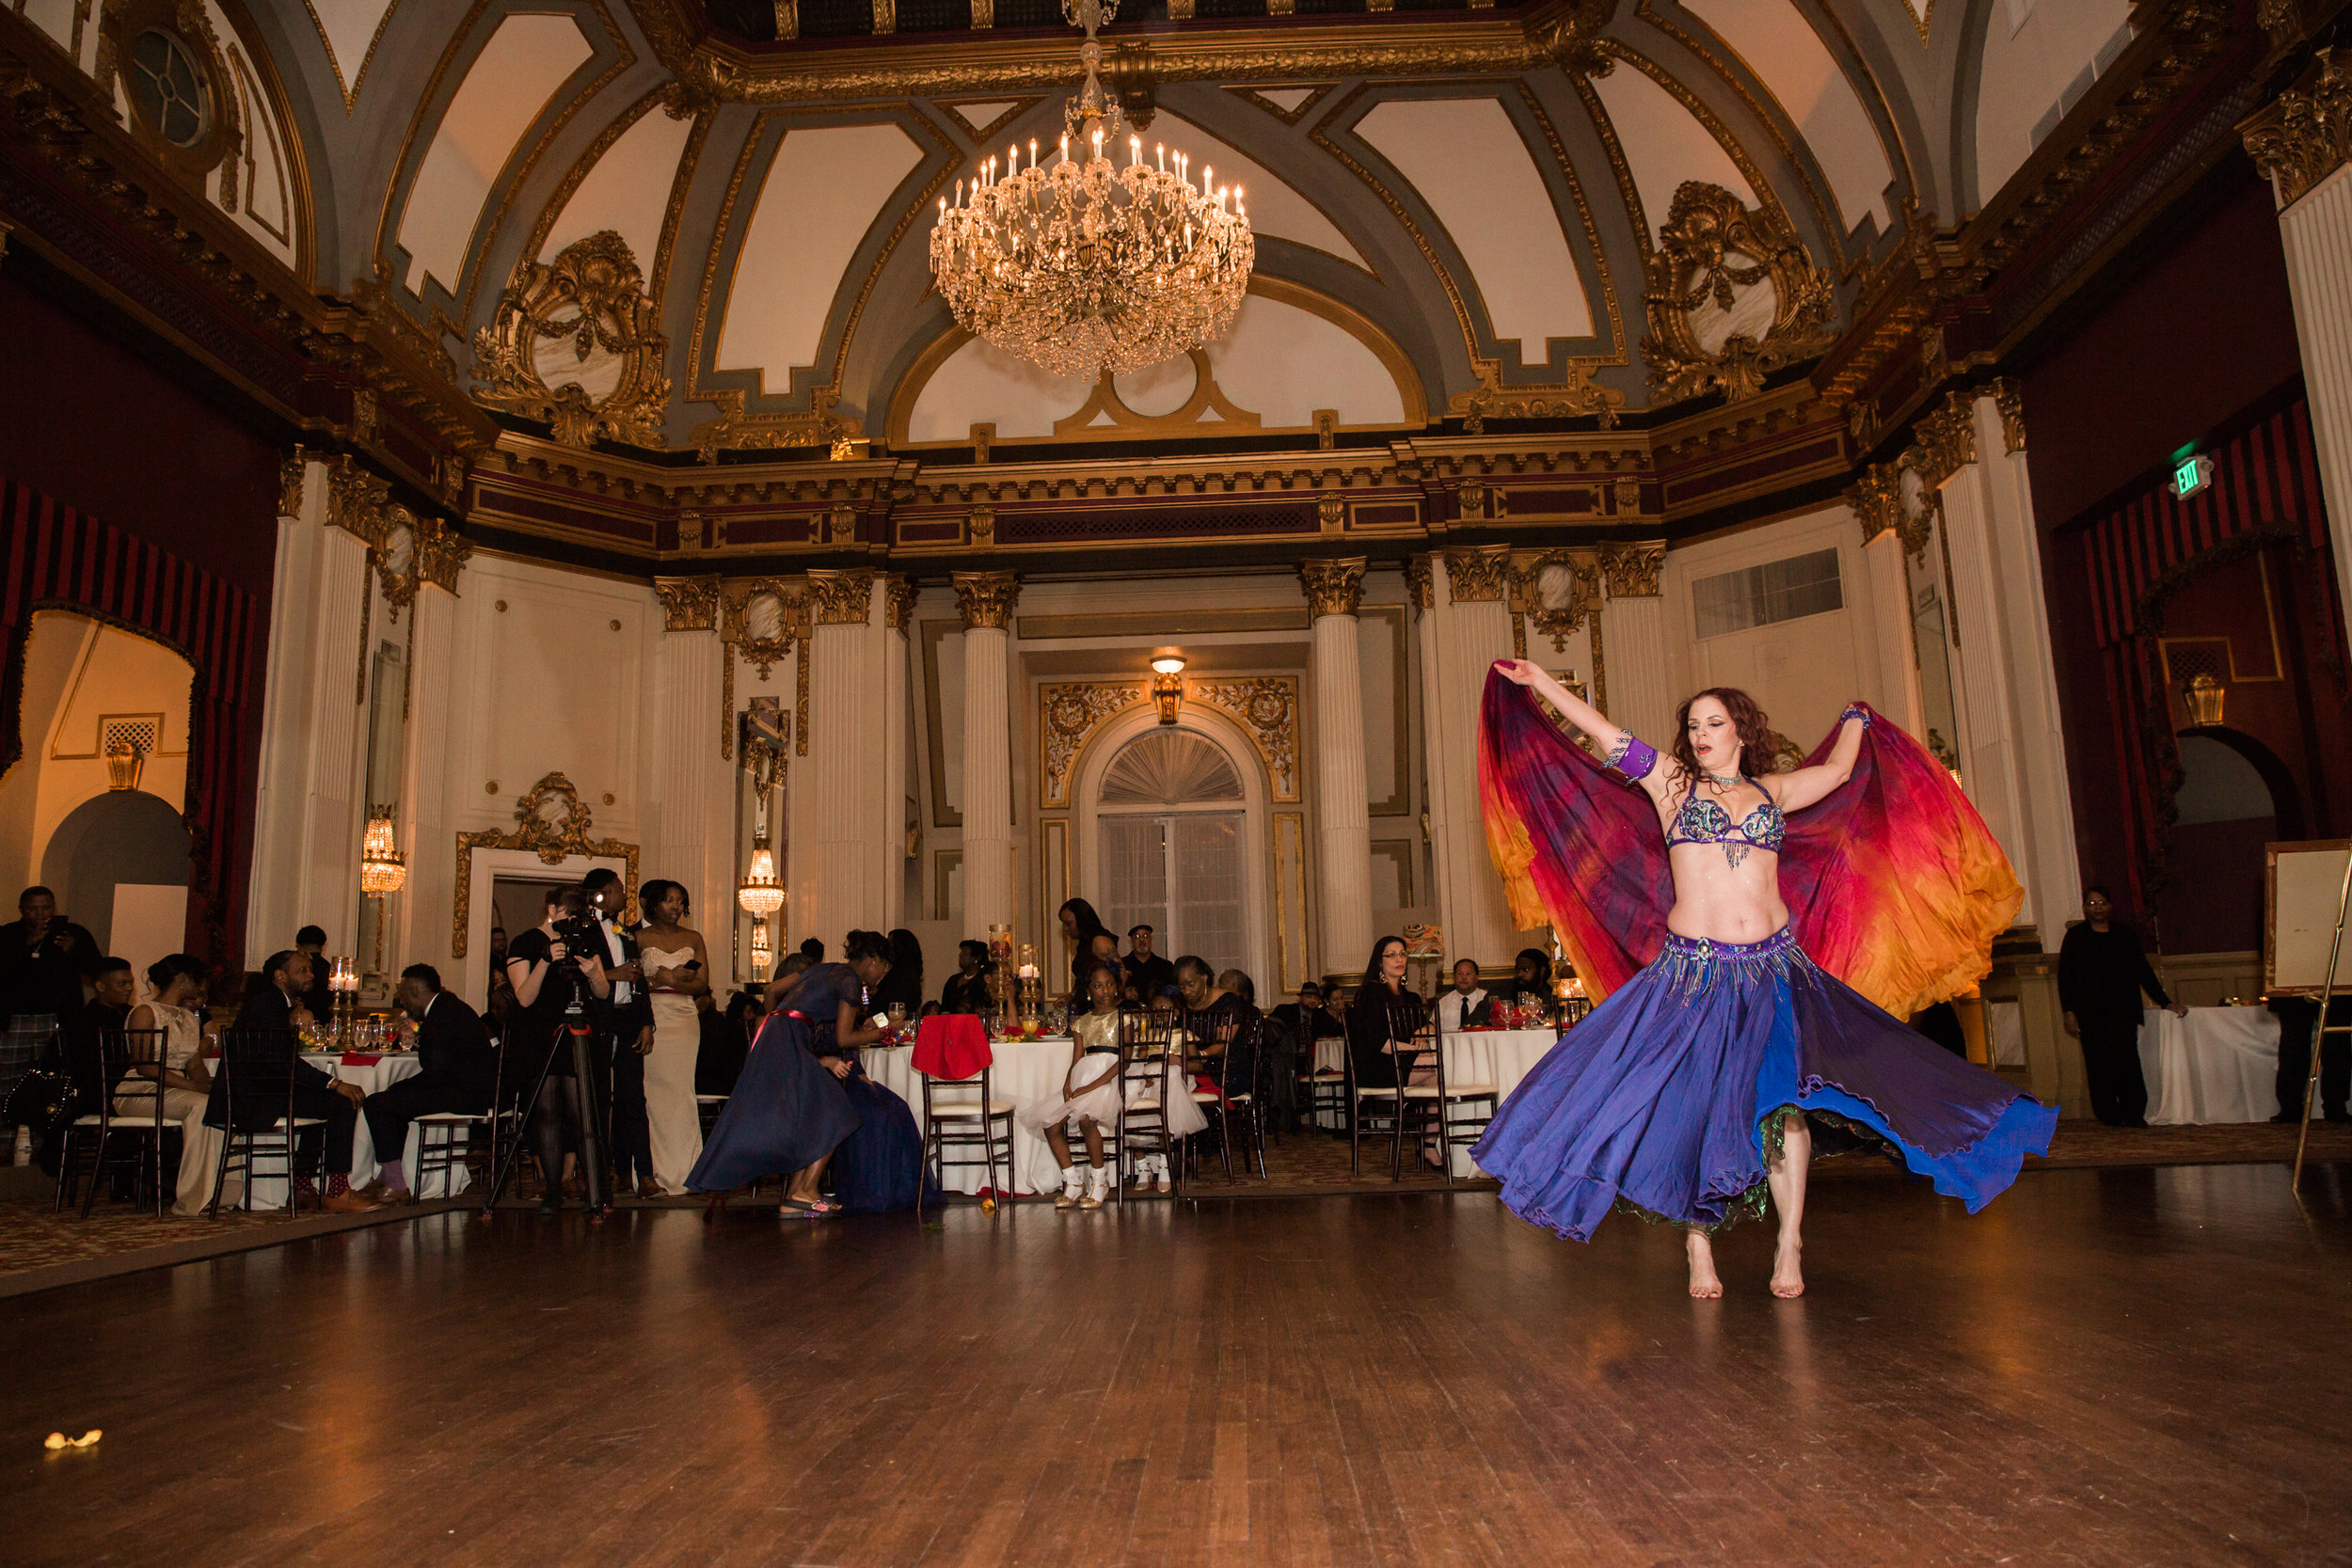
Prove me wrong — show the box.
[480,1014,612,1221]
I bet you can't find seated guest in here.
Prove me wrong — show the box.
[798,937,825,966]
[38,957,137,1173]
[940,940,993,1014]
[1177,957,1255,1099]
[1122,926,1177,1006]
[359,965,497,1205]
[1269,981,1345,1129]
[1438,959,1491,1034]
[870,928,926,1021]
[1347,935,1425,1090]
[1498,948,1552,1006]
[1215,968,1257,1008]
[295,924,333,1022]
[3,885,101,1112]
[199,948,378,1213]
[1018,964,1132,1210]
[103,954,216,1217]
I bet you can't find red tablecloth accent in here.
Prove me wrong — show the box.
[340,1053,383,1067]
[912,1014,993,1080]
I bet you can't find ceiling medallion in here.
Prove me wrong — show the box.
[1641,182,1835,406]
[474,231,672,449]
[928,0,1255,382]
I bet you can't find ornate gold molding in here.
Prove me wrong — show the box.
[279,449,309,519]
[95,0,246,209]
[1991,379,2026,454]
[807,568,876,625]
[1298,557,1367,618]
[721,578,809,676]
[325,456,390,546]
[473,231,672,450]
[884,576,920,632]
[1037,673,1303,808]
[1596,543,1664,598]
[1510,548,1600,649]
[453,773,640,957]
[1442,545,1512,603]
[1405,555,1435,615]
[2243,47,2352,209]
[656,577,721,631]
[411,514,471,595]
[953,571,1020,630]
[1907,390,1979,489]
[1642,182,1836,405]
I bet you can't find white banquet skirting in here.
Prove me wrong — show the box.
[863,1037,1084,1196]
[2137,1007,2285,1126]
[192,1053,475,1211]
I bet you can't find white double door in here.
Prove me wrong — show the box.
[1098,811,1246,980]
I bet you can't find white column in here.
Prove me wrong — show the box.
[1927,388,2080,938]
[245,455,326,957]
[2249,67,2352,648]
[883,578,915,929]
[389,578,459,970]
[649,578,728,971]
[1861,528,1929,739]
[1423,546,1518,968]
[1407,558,1446,984]
[1301,558,1374,977]
[792,570,891,948]
[954,572,1019,935]
[1597,544,1672,744]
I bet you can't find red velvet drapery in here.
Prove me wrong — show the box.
[1,474,262,974]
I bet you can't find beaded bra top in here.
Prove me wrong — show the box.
[1665,783,1786,867]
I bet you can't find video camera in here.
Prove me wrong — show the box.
[544,892,606,1016]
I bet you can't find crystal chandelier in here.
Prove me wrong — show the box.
[928,0,1254,382]
[737,841,784,918]
[359,811,406,896]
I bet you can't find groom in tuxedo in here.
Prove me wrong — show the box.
[582,869,657,1197]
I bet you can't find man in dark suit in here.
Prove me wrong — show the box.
[358,964,498,1204]
[583,869,657,1197]
[203,949,378,1213]
[295,924,333,1023]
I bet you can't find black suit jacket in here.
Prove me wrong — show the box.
[596,922,654,1043]
[207,985,335,1132]
[415,991,497,1105]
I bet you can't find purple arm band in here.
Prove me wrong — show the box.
[1604,733,1659,782]
[1840,703,1872,728]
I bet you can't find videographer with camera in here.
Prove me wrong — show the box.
[1,886,101,1114]
[505,885,614,1213]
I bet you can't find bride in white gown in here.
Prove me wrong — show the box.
[635,880,710,1195]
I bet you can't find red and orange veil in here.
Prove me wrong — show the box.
[1477,669,2020,1018]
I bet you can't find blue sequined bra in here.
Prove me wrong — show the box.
[1665,783,1786,868]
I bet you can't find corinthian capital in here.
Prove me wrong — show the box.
[1297,557,1367,618]
[2243,47,2352,209]
[953,571,1019,630]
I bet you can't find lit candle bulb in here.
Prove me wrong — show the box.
[1156,144,1166,173]
[1008,142,1018,173]
[1092,126,1104,160]
[1233,184,1246,215]
[1130,135,1140,166]
[1060,134,1070,164]
[1030,137,1039,168]
[1203,165,1214,197]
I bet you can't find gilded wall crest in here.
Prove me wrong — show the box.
[1641,183,1835,406]
[474,231,672,450]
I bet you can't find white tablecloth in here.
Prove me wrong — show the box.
[234,1053,473,1209]
[1308,1027,1562,1174]
[863,1037,1078,1196]
[2138,1007,2283,1125]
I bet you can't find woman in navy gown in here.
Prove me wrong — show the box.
[688,929,927,1215]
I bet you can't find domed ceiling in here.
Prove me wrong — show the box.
[10,0,2146,465]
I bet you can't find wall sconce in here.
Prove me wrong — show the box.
[1151,649,1186,725]
[103,736,145,793]
[358,810,406,896]
[2182,673,2225,728]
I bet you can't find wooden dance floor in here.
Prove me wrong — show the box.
[6,1163,2348,1566]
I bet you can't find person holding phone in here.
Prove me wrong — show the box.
[636,879,709,1196]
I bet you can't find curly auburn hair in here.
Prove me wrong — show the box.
[1668,687,1790,782]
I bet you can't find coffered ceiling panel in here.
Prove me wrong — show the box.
[1587,61,1758,242]
[394,12,593,296]
[714,121,926,388]
[1682,0,1895,236]
[1355,96,1595,354]
[542,101,695,271]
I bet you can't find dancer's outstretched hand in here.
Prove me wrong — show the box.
[1494,658,1543,687]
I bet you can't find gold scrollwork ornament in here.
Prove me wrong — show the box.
[473,231,673,450]
[1641,182,1836,405]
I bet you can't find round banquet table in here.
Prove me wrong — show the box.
[225,1053,475,1209]
[2137,1006,2287,1125]
[862,1037,1078,1196]
[1309,1027,1564,1174]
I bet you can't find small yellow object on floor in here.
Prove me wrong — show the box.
[42,1430,100,1449]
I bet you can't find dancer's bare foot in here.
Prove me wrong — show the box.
[1770,1235,1804,1298]
[1685,1230,1723,1299]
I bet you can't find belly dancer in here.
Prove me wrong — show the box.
[1472,661,2058,1298]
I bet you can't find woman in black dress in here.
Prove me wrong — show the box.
[1057,898,1120,1006]
[504,887,612,1212]
[1345,934,1424,1092]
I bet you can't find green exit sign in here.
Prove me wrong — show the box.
[2171,451,2213,498]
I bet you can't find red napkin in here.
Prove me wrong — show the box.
[341,1053,382,1068]
[912,1014,993,1080]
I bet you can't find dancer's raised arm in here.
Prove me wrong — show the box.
[1771,704,1869,814]
[1493,658,1671,800]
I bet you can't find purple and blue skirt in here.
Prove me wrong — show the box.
[1471,927,2058,1241]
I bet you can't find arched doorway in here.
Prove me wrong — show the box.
[2154,729,2283,954]
[1080,721,1268,987]
[41,789,193,976]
